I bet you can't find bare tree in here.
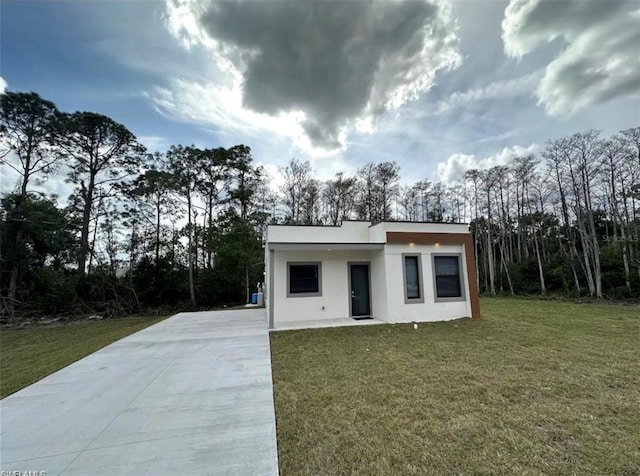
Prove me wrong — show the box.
[544,140,583,294]
[619,127,640,279]
[280,158,312,223]
[465,169,482,291]
[323,172,357,225]
[356,163,378,221]
[375,161,400,221]
[601,137,631,291]
[300,178,321,224]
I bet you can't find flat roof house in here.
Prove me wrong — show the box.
[265,221,480,330]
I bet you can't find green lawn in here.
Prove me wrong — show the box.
[0,315,166,398]
[270,298,640,475]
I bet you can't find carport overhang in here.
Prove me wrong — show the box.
[267,242,384,251]
[266,242,385,329]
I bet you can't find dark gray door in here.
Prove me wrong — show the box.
[350,264,371,317]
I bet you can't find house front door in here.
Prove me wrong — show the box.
[349,263,371,318]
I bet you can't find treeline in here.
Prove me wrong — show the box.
[1,92,270,318]
[467,131,640,299]
[274,129,640,299]
[276,159,460,225]
[1,90,638,320]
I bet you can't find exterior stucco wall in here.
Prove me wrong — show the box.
[370,221,469,236]
[268,221,373,244]
[383,243,472,322]
[272,249,378,323]
[370,251,388,322]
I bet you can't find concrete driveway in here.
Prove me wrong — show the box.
[0,309,279,475]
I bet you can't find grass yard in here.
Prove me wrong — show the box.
[1,315,166,398]
[270,298,640,475]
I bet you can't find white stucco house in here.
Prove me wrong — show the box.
[264,221,480,329]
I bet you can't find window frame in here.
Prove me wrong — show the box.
[431,253,466,302]
[402,253,424,304]
[286,261,322,297]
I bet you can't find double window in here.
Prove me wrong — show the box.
[287,262,322,297]
[433,254,464,301]
[403,253,465,303]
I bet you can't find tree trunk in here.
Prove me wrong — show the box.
[499,241,514,295]
[482,231,489,293]
[577,224,596,296]
[609,164,631,293]
[587,211,602,298]
[473,200,480,291]
[207,196,213,269]
[622,239,631,292]
[245,266,250,304]
[7,227,24,310]
[7,164,32,309]
[568,241,583,294]
[486,193,496,295]
[533,228,546,295]
[129,219,136,288]
[155,200,161,263]
[540,228,548,263]
[87,214,99,274]
[171,225,176,272]
[78,178,95,274]
[187,193,196,307]
[473,229,480,291]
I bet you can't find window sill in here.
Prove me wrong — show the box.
[434,296,465,303]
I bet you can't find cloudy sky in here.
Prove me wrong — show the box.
[2,0,639,194]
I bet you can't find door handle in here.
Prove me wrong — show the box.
[351,291,355,298]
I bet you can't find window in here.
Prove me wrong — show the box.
[433,255,464,301]
[402,254,424,303]
[287,262,321,297]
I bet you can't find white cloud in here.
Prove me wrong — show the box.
[441,71,542,109]
[161,0,462,151]
[436,152,476,185]
[309,155,357,183]
[502,0,640,116]
[0,155,72,205]
[0,76,7,94]
[474,129,520,145]
[164,0,215,50]
[0,160,20,194]
[149,78,332,156]
[138,135,170,153]
[259,163,285,194]
[437,71,541,113]
[437,143,539,185]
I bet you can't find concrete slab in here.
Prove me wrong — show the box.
[272,317,386,331]
[1,309,278,476]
